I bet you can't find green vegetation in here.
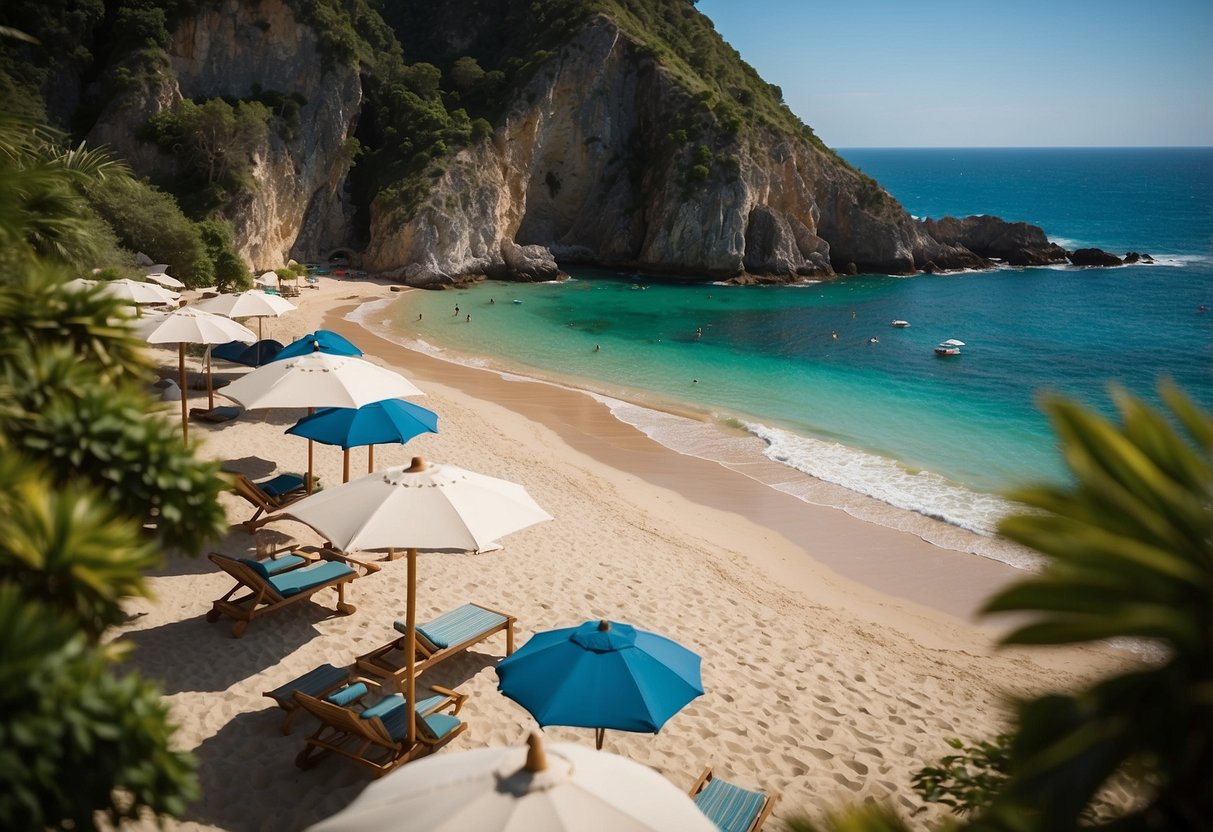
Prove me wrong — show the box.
[785,383,1213,830]
[0,108,228,828]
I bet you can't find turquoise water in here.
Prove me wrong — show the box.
[379,149,1213,562]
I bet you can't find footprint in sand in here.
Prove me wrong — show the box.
[807,746,833,761]
[832,773,862,792]
[843,758,868,775]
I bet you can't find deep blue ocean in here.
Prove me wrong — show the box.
[376,148,1213,570]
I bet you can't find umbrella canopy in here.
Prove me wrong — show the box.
[212,339,284,367]
[275,329,363,361]
[307,733,715,832]
[99,278,180,305]
[282,456,552,747]
[254,271,280,288]
[942,339,966,347]
[286,399,439,482]
[497,620,703,749]
[194,289,297,341]
[144,270,185,288]
[222,352,424,491]
[137,308,256,440]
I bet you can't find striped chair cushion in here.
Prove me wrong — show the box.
[394,603,507,648]
[694,777,766,832]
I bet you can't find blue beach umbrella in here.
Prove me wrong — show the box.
[212,338,284,367]
[496,619,703,749]
[286,399,439,481]
[274,329,363,361]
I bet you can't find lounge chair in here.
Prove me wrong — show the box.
[263,662,358,733]
[190,405,241,423]
[205,552,360,638]
[689,767,778,832]
[292,686,467,776]
[355,603,516,691]
[230,472,307,531]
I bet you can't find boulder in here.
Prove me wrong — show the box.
[922,215,1069,266]
[1069,248,1124,267]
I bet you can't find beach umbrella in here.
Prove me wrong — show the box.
[286,399,439,482]
[497,619,703,750]
[137,308,256,441]
[255,271,280,289]
[144,269,185,288]
[193,289,296,341]
[212,338,284,367]
[222,351,425,491]
[99,278,181,306]
[275,329,363,361]
[282,456,552,746]
[307,733,715,832]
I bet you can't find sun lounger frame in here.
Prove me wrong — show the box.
[689,766,778,832]
[354,602,516,691]
[205,552,360,638]
[229,472,307,531]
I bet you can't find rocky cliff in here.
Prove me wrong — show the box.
[87,0,360,270]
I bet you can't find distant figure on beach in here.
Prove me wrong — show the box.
[851,310,856,319]
[417,313,422,321]
[490,298,495,305]
[466,314,471,322]
[454,305,460,316]
[594,344,600,352]
[695,327,702,338]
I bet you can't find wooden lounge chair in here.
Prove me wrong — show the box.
[293,686,467,776]
[230,472,307,531]
[355,603,516,691]
[689,767,778,832]
[205,552,360,638]
[263,662,358,733]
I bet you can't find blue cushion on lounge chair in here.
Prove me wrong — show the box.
[694,777,767,832]
[359,692,449,720]
[326,682,368,707]
[395,603,508,648]
[419,712,461,740]
[267,560,354,597]
[266,663,349,702]
[259,473,305,498]
[239,554,307,581]
[240,558,272,581]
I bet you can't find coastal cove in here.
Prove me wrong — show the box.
[369,147,1213,583]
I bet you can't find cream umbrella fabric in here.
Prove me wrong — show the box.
[221,351,425,491]
[193,290,297,340]
[137,308,256,441]
[307,734,715,832]
[144,270,185,288]
[99,278,180,305]
[282,457,552,746]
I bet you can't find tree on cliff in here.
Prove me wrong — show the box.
[0,108,227,828]
[786,383,1213,829]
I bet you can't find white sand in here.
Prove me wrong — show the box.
[118,277,1134,830]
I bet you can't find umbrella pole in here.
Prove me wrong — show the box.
[367,444,375,474]
[206,346,214,411]
[342,449,349,483]
[178,343,188,443]
[307,407,315,493]
[596,728,605,750]
[406,546,417,747]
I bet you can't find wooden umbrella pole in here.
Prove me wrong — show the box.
[307,407,315,493]
[342,449,350,483]
[367,444,375,474]
[178,343,188,443]
[596,727,605,750]
[406,545,418,747]
[206,346,214,410]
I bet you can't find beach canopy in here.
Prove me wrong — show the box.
[137,308,256,441]
[99,278,180,305]
[942,339,966,347]
[282,456,551,747]
[286,399,438,482]
[275,329,363,361]
[212,339,284,367]
[254,271,279,288]
[496,619,703,750]
[194,290,296,341]
[144,270,185,288]
[307,733,716,832]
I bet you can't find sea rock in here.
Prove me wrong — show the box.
[1069,248,1124,267]
[921,215,1069,266]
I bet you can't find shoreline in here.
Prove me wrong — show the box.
[334,291,1027,628]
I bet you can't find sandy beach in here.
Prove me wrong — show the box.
[120,276,1135,831]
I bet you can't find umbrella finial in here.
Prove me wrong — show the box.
[311,339,320,351]
[407,456,427,472]
[524,732,547,773]
[597,619,611,632]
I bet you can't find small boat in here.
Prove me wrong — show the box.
[890,320,910,327]
[512,299,523,304]
[934,344,961,356]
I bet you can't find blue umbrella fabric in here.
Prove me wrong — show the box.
[496,620,703,749]
[212,339,284,367]
[286,399,438,450]
[274,329,362,361]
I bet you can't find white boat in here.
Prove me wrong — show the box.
[890,320,910,327]
[934,338,965,356]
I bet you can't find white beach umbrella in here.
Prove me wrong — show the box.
[193,290,297,340]
[282,457,552,746]
[255,271,280,289]
[137,308,256,441]
[222,351,425,491]
[307,734,714,832]
[64,277,97,292]
[145,270,185,288]
[99,278,181,305]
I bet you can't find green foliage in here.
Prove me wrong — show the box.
[974,383,1213,830]
[783,805,926,832]
[913,735,1012,816]
[196,217,249,291]
[83,175,216,287]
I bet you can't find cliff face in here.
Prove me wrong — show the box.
[363,15,996,283]
[88,0,360,270]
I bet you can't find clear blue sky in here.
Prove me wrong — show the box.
[695,0,1213,148]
